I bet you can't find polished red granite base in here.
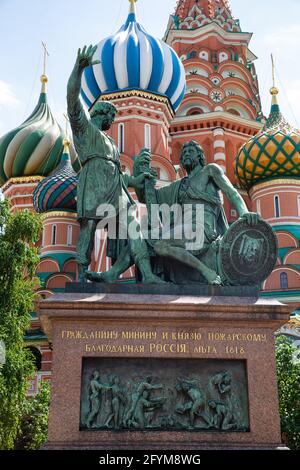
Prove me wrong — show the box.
[38,292,291,450]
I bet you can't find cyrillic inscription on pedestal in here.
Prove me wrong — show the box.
[80,358,249,432]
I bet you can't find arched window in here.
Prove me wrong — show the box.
[42,228,45,247]
[27,347,42,371]
[280,272,288,290]
[187,108,204,116]
[187,50,197,59]
[256,199,261,216]
[274,195,280,218]
[152,167,161,179]
[199,51,209,61]
[144,124,151,151]
[118,123,125,153]
[219,52,229,63]
[67,225,72,246]
[227,108,240,116]
[52,225,57,245]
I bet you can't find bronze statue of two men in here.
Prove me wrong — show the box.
[67,45,274,287]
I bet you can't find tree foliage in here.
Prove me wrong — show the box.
[0,200,43,449]
[15,381,50,450]
[276,335,300,450]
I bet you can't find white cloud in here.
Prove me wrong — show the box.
[261,25,300,126]
[264,25,300,50]
[283,80,300,127]
[0,80,20,107]
[285,80,300,103]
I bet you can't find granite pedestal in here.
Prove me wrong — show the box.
[38,285,292,450]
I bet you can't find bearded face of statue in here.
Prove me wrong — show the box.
[180,143,204,173]
[91,109,116,131]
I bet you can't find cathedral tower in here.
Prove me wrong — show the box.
[166,0,263,221]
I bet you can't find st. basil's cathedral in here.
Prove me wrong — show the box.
[0,0,299,392]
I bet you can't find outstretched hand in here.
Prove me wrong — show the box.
[242,212,261,226]
[130,172,156,190]
[76,44,101,70]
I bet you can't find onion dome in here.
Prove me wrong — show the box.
[33,139,77,213]
[81,0,186,112]
[235,86,300,190]
[0,75,80,186]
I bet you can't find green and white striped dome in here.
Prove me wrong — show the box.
[0,75,80,185]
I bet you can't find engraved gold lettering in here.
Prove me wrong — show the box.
[225,346,246,355]
[149,343,188,354]
[208,332,267,343]
[122,331,157,340]
[194,345,217,354]
[171,331,201,341]
[84,344,145,353]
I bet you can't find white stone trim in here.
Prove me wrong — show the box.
[284,249,300,264]
[251,188,300,199]
[172,111,262,130]
[10,203,33,211]
[166,23,252,45]
[270,267,300,275]
[266,219,300,226]
[213,140,225,148]
[115,114,169,134]
[44,220,78,226]
[213,128,225,137]
[41,247,77,253]
[214,152,226,161]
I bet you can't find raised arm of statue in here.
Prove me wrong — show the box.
[67,45,100,135]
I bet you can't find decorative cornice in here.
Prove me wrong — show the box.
[250,178,300,194]
[171,111,262,135]
[97,89,175,117]
[165,23,253,48]
[41,211,78,220]
[2,176,44,193]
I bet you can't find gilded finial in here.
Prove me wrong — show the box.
[41,42,49,93]
[63,113,71,152]
[129,0,137,14]
[270,54,279,105]
[63,137,71,146]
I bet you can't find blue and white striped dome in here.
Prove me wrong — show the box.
[81,3,186,112]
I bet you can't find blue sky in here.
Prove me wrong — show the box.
[0,0,300,136]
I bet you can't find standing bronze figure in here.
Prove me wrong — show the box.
[67,45,163,283]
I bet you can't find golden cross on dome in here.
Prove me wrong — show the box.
[270,53,279,104]
[63,113,71,148]
[129,0,137,13]
[63,113,70,137]
[41,42,49,76]
[271,54,276,88]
